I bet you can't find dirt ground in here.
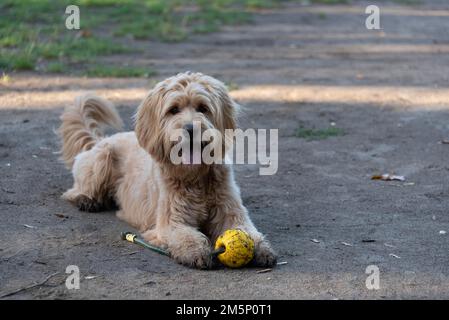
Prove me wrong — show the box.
[2,0,449,299]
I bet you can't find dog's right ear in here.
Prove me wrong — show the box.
[134,88,167,163]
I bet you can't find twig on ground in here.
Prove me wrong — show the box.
[256,268,272,274]
[0,272,59,298]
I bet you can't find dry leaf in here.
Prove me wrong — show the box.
[76,30,92,38]
[371,174,405,181]
[311,239,320,243]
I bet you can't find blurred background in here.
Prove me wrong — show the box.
[2,0,449,299]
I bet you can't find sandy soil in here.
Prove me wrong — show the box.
[1,0,449,299]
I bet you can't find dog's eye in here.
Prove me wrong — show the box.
[196,104,208,114]
[168,106,179,115]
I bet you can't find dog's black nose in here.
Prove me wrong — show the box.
[184,124,194,139]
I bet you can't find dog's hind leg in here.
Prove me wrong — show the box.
[62,143,118,212]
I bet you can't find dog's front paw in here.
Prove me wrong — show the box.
[169,238,213,269]
[252,241,277,267]
[173,249,213,270]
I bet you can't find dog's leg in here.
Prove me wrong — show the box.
[209,198,277,268]
[145,225,213,269]
[218,212,277,267]
[62,144,117,213]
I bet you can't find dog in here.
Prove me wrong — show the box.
[59,72,277,269]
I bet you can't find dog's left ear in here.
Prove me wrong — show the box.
[213,82,238,131]
[222,94,238,131]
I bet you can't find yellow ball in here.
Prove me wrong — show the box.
[215,229,255,268]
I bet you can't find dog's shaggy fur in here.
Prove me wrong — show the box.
[59,72,276,269]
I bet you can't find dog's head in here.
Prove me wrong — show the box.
[135,72,238,171]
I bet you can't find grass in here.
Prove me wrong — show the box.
[318,12,327,19]
[86,65,155,77]
[296,126,345,140]
[46,62,66,73]
[0,0,277,75]
[310,0,348,3]
[0,0,349,76]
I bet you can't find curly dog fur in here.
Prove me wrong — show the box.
[59,72,277,269]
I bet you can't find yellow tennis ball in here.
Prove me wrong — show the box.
[215,229,255,268]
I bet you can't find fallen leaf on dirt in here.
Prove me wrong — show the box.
[23,224,36,229]
[76,30,92,38]
[54,213,68,219]
[389,253,401,259]
[371,174,405,181]
[256,268,272,274]
[310,239,320,243]
[341,242,353,247]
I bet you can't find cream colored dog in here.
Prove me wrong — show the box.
[59,72,276,269]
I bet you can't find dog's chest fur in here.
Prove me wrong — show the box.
[165,166,229,229]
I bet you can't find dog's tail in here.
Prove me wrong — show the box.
[58,94,123,169]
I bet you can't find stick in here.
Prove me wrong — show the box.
[0,272,59,298]
[121,232,225,257]
[121,232,169,256]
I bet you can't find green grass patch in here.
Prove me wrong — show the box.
[0,0,343,75]
[86,65,155,78]
[46,62,66,73]
[310,0,348,4]
[0,49,36,71]
[318,12,327,19]
[296,126,345,140]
